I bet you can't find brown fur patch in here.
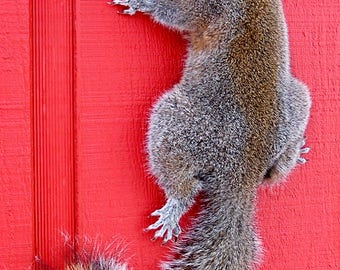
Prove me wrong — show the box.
[226,2,284,172]
[189,24,223,52]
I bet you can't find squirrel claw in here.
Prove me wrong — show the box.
[121,7,137,15]
[297,157,308,164]
[300,147,310,154]
[109,0,138,15]
[145,219,162,231]
[297,139,310,165]
[150,209,161,216]
[111,0,130,5]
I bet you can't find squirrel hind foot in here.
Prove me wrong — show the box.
[145,198,185,244]
[264,138,310,183]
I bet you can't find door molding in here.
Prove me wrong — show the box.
[31,1,76,268]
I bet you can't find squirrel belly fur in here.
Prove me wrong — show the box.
[95,0,311,269]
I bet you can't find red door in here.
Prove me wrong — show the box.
[0,0,339,269]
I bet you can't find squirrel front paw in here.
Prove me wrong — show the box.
[145,198,184,244]
[108,0,153,15]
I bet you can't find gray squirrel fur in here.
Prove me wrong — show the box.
[107,0,311,269]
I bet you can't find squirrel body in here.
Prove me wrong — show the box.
[109,0,311,269]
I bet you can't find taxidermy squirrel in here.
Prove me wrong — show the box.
[70,0,310,269]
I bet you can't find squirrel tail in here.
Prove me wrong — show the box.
[162,178,262,270]
[66,261,129,270]
[63,235,132,270]
[66,260,130,270]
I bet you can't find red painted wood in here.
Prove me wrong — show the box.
[74,2,186,268]
[31,1,75,268]
[74,0,339,269]
[0,1,33,269]
[0,0,339,269]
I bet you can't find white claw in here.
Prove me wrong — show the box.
[145,219,162,231]
[297,157,307,164]
[300,147,310,154]
[154,227,166,240]
[113,0,131,7]
[150,209,161,216]
[122,7,137,15]
[163,228,173,244]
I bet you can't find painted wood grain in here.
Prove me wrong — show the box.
[31,1,75,268]
[0,1,33,269]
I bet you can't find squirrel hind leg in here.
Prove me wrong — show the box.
[145,172,203,243]
[264,138,309,184]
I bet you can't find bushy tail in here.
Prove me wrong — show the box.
[66,260,129,270]
[63,235,132,270]
[162,186,261,270]
[65,258,129,270]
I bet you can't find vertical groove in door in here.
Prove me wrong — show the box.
[31,0,75,268]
